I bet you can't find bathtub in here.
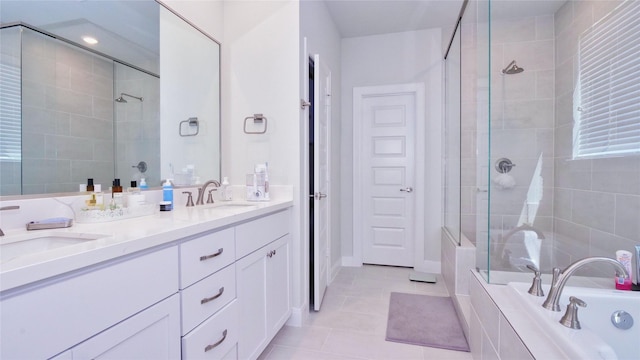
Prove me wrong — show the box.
[508,282,640,360]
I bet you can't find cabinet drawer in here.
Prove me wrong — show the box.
[0,246,178,360]
[236,210,290,259]
[182,300,239,360]
[180,227,235,288]
[181,264,236,335]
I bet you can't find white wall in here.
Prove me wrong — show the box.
[221,0,303,322]
[159,0,224,42]
[300,0,343,282]
[340,29,443,269]
[159,6,220,184]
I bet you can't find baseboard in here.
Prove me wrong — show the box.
[414,260,441,274]
[341,256,361,267]
[286,304,308,327]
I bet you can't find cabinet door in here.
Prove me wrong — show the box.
[236,245,268,360]
[67,294,181,359]
[266,234,291,337]
[0,246,178,360]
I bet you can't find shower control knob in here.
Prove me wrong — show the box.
[400,187,413,193]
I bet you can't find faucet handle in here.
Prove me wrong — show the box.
[207,189,216,204]
[183,191,195,207]
[560,296,587,329]
[526,264,545,297]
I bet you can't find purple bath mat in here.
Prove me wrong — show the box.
[385,292,470,352]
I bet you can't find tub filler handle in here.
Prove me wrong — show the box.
[559,296,587,329]
[526,264,544,297]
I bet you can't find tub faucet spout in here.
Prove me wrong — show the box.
[542,257,629,311]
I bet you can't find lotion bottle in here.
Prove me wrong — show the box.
[139,178,149,190]
[221,177,232,201]
[616,250,633,290]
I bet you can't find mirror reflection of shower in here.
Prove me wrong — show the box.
[115,93,144,103]
[501,60,524,74]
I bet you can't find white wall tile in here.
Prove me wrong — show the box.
[572,190,616,233]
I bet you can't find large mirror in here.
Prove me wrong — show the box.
[0,0,220,196]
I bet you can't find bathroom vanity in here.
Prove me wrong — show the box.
[0,198,292,359]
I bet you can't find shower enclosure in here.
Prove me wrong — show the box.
[445,0,640,285]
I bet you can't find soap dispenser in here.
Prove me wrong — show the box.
[162,179,173,210]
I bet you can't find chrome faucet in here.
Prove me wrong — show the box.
[195,180,220,205]
[0,205,20,236]
[542,257,629,311]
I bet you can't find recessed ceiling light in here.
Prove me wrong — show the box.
[82,36,98,45]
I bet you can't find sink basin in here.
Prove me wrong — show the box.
[1,232,109,263]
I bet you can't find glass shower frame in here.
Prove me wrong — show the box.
[474,0,640,286]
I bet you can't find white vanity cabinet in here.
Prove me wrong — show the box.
[52,294,181,360]
[0,246,180,359]
[0,205,293,360]
[179,227,238,359]
[236,210,292,360]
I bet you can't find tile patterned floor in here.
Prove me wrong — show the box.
[258,265,473,360]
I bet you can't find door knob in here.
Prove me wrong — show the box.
[400,187,413,193]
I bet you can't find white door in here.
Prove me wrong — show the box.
[312,54,331,311]
[354,84,423,267]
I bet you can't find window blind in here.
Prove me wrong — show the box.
[574,0,640,159]
[0,62,22,162]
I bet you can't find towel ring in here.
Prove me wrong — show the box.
[243,114,267,134]
[179,117,199,137]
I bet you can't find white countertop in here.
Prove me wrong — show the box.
[0,197,292,293]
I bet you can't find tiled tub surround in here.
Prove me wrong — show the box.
[509,282,640,360]
[469,270,637,360]
[469,270,557,360]
[0,185,292,292]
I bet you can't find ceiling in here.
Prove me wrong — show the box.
[322,0,567,39]
[323,0,465,38]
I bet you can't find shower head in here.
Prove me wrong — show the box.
[115,93,143,103]
[502,60,524,74]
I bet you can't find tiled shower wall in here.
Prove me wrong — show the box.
[553,0,640,278]
[114,64,160,187]
[21,27,114,194]
[461,14,556,246]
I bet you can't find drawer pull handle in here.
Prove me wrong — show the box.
[204,329,227,352]
[201,287,225,305]
[200,248,224,261]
